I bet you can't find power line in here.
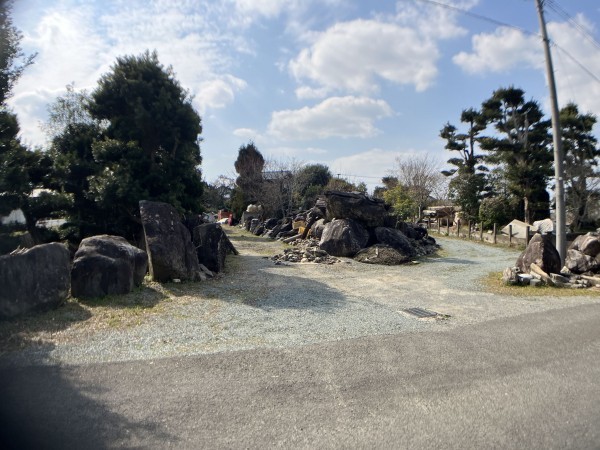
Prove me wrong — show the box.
[410,0,600,85]
[552,43,600,84]
[407,0,538,36]
[545,0,600,53]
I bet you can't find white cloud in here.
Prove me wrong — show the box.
[196,76,247,113]
[229,0,287,19]
[330,148,414,190]
[290,19,439,96]
[394,0,475,40]
[233,127,261,140]
[548,17,600,118]
[264,146,328,159]
[453,27,542,74]
[451,15,600,118]
[295,86,330,100]
[267,96,393,141]
[8,0,251,147]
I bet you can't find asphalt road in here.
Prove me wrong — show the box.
[1,301,599,449]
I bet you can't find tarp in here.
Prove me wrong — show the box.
[501,219,532,238]
[501,218,554,238]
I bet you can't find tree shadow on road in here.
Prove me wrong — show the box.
[0,356,176,449]
[161,253,349,313]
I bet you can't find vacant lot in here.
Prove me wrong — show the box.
[1,228,598,367]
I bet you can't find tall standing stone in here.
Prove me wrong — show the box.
[516,233,561,275]
[139,200,201,282]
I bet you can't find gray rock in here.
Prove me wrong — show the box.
[564,249,600,274]
[568,232,600,257]
[71,235,148,299]
[374,227,417,258]
[502,267,520,285]
[319,218,369,257]
[354,244,411,265]
[139,200,201,282]
[516,233,561,275]
[193,223,238,273]
[324,191,387,227]
[310,219,326,239]
[0,243,70,318]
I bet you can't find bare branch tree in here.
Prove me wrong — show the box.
[391,154,446,219]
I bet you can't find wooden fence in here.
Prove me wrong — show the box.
[425,218,532,248]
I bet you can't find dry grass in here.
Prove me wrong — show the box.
[482,271,600,297]
[0,279,190,354]
[0,226,278,354]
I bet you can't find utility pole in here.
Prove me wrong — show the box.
[535,0,566,265]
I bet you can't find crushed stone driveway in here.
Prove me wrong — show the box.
[2,230,599,366]
[1,231,600,448]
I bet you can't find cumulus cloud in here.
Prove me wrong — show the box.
[329,148,414,189]
[289,19,439,96]
[196,76,248,113]
[394,0,475,40]
[8,0,251,147]
[453,27,542,74]
[267,96,393,141]
[233,127,262,142]
[548,17,600,118]
[452,15,600,117]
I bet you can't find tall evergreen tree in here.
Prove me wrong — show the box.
[440,108,488,222]
[560,103,600,230]
[87,51,203,239]
[479,87,552,223]
[233,141,265,205]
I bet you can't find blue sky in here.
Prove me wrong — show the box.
[8,0,600,191]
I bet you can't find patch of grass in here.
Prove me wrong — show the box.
[0,281,175,353]
[482,271,600,297]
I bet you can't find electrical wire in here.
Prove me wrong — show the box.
[545,0,600,53]
[406,0,538,36]
[409,0,600,85]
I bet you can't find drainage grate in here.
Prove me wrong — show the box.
[403,307,440,318]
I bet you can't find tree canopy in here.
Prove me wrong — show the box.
[560,103,600,230]
[84,51,204,239]
[0,0,46,229]
[440,108,488,222]
[479,87,552,223]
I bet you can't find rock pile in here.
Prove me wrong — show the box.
[503,231,600,289]
[271,238,340,264]
[248,190,438,265]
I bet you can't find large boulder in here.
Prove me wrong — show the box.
[564,249,599,274]
[310,219,326,239]
[0,243,70,319]
[569,232,600,257]
[374,227,417,258]
[516,233,561,275]
[139,200,201,282]
[192,223,238,273]
[319,218,369,257]
[71,235,148,299]
[354,244,411,265]
[324,191,387,227]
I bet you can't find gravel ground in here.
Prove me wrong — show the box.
[1,229,599,367]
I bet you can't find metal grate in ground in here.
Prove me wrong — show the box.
[402,307,441,318]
